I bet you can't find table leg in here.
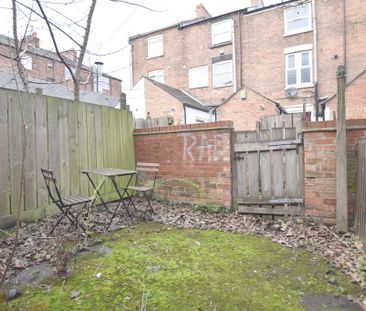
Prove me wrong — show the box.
[84,173,110,213]
[107,174,135,229]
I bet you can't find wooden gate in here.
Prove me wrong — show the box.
[233,114,304,216]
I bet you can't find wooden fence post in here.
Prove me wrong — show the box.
[336,65,348,232]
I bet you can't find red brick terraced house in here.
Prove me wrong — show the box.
[128,0,366,130]
[0,33,123,107]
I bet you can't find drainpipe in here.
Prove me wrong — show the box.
[238,10,243,88]
[312,0,319,120]
[342,0,347,80]
[129,44,134,90]
[183,106,187,124]
[232,18,237,93]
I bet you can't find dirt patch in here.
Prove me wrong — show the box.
[302,295,364,310]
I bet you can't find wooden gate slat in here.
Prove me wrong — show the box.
[260,151,271,199]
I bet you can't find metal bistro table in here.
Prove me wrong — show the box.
[82,168,136,229]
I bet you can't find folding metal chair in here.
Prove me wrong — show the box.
[41,168,91,234]
[126,162,160,214]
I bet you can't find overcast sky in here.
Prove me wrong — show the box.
[1,0,281,93]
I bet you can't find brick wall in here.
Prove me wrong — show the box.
[134,121,233,208]
[303,119,366,224]
[130,1,366,130]
[144,78,185,124]
[327,72,366,120]
[217,88,279,130]
[0,39,122,97]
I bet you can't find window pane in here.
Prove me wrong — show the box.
[287,55,295,68]
[287,18,309,31]
[148,35,163,58]
[213,61,232,87]
[214,61,231,75]
[302,52,309,66]
[287,69,297,85]
[189,66,208,88]
[212,19,232,45]
[21,55,32,70]
[301,68,310,83]
[285,4,309,20]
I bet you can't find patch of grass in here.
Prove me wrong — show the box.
[2,222,361,311]
[192,202,228,214]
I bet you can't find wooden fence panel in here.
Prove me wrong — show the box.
[35,95,48,209]
[59,100,70,195]
[8,92,24,214]
[0,91,9,216]
[23,94,37,212]
[356,138,366,250]
[0,89,135,227]
[68,101,80,194]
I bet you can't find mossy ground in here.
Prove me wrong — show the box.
[2,222,361,311]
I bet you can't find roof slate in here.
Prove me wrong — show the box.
[145,77,211,112]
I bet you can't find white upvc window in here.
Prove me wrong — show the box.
[147,34,163,58]
[148,69,164,83]
[211,19,232,45]
[284,2,312,35]
[21,54,32,70]
[213,60,233,88]
[64,66,72,80]
[189,66,208,89]
[286,50,312,88]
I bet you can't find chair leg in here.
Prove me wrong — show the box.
[50,210,67,235]
[143,191,155,214]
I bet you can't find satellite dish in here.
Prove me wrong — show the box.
[284,87,297,97]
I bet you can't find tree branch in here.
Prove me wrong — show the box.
[15,0,82,48]
[109,0,166,12]
[35,0,76,83]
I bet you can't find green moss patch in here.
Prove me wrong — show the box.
[3,222,361,311]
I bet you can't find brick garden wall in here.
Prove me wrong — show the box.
[134,121,233,208]
[303,119,366,224]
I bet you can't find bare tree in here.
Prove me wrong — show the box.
[0,0,28,288]
[35,0,96,102]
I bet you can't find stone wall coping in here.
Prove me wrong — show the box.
[134,121,233,135]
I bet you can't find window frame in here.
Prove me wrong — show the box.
[21,54,32,70]
[64,66,73,80]
[211,19,233,46]
[285,50,313,88]
[212,60,233,88]
[188,65,208,89]
[148,69,164,83]
[284,2,312,36]
[147,34,163,59]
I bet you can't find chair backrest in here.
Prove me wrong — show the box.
[136,162,160,189]
[40,168,62,204]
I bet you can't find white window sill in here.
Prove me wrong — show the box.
[146,54,164,60]
[283,28,313,38]
[189,85,209,90]
[285,83,314,90]
[213,83,233,89]
[210,41,232,49]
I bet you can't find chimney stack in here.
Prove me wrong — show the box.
[60,49,77,62]
[25,32,40,48]
[195,4,211,19]
[250,0,264,7]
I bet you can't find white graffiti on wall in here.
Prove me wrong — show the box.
[178,132,223,162]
